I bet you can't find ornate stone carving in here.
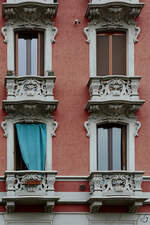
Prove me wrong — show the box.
[85,2,144,25]
[134,121,141,136]
[86,76,144,117]
[51,121,58,136]
[1,26,8,43]
[88,171,147,213]
[3,76,58,117]
[89,171,144,194]
[50,26,58,43]
[5,171,57,194]
[84,27,90,43]
[134,26,141,43]
[1,120,8,138]
[4,171,58,213]
[2,2,58,26]
[84,121,90,137]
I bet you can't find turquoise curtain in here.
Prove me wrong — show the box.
[16,123,47,170]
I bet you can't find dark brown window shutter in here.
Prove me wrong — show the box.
[97,34,109,76]
[112,33,126,75]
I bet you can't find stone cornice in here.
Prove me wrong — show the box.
[85,2,144,25]
[2,1,58,26]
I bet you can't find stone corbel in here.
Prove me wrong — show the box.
[1,120,8,138]
[90,201,102,213]
[1,26,8,44]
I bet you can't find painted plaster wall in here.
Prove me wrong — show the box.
[135,0,150,175]
[52,0,90,175]
[0,0,150,176]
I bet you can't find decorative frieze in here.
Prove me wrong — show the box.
[86,76,144,117]
[85,1,144,25]
[89,171,147,213]
[4,171,59,212]
[3,75,58,117]
[2,1,58,26]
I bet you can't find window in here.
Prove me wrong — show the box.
[96,32,126,76]
[97,124,126,170]
[14,123,47,170]
[15,30,44,76]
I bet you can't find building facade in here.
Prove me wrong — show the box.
[0,0,150,224]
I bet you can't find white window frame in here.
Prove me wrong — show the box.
[1,117,58,171]
[84,116,141,172]
[84,23,141,77]
[2,24,57,76]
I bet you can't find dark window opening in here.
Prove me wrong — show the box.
[14,126,28,170]
[97,124,126,171]
[97,32,126,76]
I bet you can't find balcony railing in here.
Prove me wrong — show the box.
[3,75,58,116]
[89,0,140,4]
[86,76,144,117]
[3,171,59,212]
[6,0,57,3]
[89,171,147,213]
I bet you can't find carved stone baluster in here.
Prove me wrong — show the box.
[6,79,15,99]
[6,174,16,194]
[89,79,100,100]
[130,79,139,98]
[134,174,143,191]
[45,79,54,99]
[46,175,55,193]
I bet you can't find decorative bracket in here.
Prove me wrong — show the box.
[134,121,141,136]
[1,26,8,44]
[1,120,8,138]
[84,27,90,43]
[84,121,90,137]
[134,26,141,43]
[51,121,58,136]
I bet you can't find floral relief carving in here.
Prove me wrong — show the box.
[3,2,58,26]
[6,171,56,194]
[1,26,8,43]
[89,171,144,195]
[1,120,8,138]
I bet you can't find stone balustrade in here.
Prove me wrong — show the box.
[3,171,58,212]
[88,171,147,213]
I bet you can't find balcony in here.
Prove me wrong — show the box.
[85,0,143,23]
[86,76,144,117]
[3,74,58,117]
[89,171,147,213]
[3,171,58,213]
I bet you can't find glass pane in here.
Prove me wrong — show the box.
[112,127,122,170]
[97,34,109,76]
[112,34,126,75]
[97,127,108,170]
[31,38,37,75]
[18,39,26,76]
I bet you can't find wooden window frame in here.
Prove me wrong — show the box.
[97,124,127,170]
[97,32,126,76]
[15,30,44,76]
